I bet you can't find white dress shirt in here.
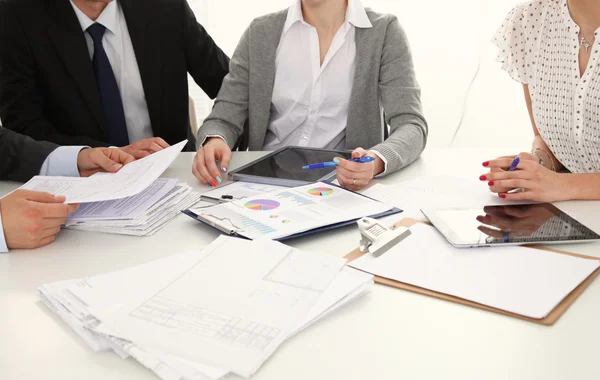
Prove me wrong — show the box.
[70,0,153,144]
[264,0,387,172]
[264,0,370,151]
[0,146,86,253]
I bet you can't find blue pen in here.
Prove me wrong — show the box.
[302,156,375,170]
[507,157,520,172]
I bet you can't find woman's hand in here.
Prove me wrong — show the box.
[193,137,232,187]
[480,157,571,202]
[485,152,539,194]
[335,148,383,191]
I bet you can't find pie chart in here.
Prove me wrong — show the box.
[308,187,334,197]
[244,199,280,211]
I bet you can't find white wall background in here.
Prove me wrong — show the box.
[188,0,533,152]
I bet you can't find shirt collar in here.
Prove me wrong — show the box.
[69,0,119,35]
[283,0,372,33]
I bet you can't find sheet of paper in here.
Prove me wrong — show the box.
[67,178,178,221]
[19,140,187,203]
[95,236,347,377]
[362,175,531,221]
[196,182,392,240]
[349,223,600,319]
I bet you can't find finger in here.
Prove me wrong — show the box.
[131,150,151,159]
[493,179,537,191]
[89,150,125,173]
[219,147,233,174]
[351,147,368,159]
[197,150,216,186]
[205,147,224,184]
[31,202,70,219]
[335,158,371,173]
[489,184,516,194]
[67,204,80,214]
[480,170,535,182]
[106,148,135,166]
[193,151,210,184]
[21,191,66,204]
[40,225,62,239]
[337,167,372,180]
[336,169,368,191]
[336,170,352,189]
[150,137,170,149]
[138,141,164,153]
[485,158,537,170]
[35,235,57,249]
[499,191,537,201]
[477,225,504,238]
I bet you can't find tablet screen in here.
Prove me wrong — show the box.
[234,147,353,182]
[426,203,600,246]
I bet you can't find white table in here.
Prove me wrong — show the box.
[2,148,600,380]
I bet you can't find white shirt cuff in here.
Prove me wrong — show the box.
[369,150,388,178]
[0,211,8,253]
[39,146,88,177]
[200,135,228,147]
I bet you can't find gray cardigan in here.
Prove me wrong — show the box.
[197,8,428,175]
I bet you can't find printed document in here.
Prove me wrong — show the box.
[18,140,187,203]
[194,182,392,240]
[95,236,347,377]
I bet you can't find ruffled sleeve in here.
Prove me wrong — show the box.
[492,1,547,84]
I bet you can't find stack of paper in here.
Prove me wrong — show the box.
[15,141,200,236]
[39,236,373,379]
[65,179,201,236]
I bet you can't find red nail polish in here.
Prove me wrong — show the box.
[482,162,490,167]
[211,180,217,187]
[500,194,507,199]
[488,181,494,186]
[479,175,487,181]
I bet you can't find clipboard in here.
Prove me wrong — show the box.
[183,206,402,241]
[183,181,402,241]
[344,218,600,325]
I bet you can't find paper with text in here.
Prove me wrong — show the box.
[19,140,186,203]
[96,236,347,377]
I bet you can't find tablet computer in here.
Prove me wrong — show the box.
[421,203,600,248]
[229,146,352,187]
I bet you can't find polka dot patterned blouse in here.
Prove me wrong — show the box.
[493,0,600,173]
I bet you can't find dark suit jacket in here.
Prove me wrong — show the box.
[0,0,229,151]
[0,127,58,182]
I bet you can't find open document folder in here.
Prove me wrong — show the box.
[184,181,402,240]
[17,140,187,203]
[38,236,373,379]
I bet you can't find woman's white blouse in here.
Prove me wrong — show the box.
[493,0,600,173]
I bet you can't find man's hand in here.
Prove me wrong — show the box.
[121,137,170,159]
[0,190,79,250]
[193,137,232,187]
[77,148,135,177]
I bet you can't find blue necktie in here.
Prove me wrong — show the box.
[87,23,130,146]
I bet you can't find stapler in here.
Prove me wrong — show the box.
[358,217,411,257]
